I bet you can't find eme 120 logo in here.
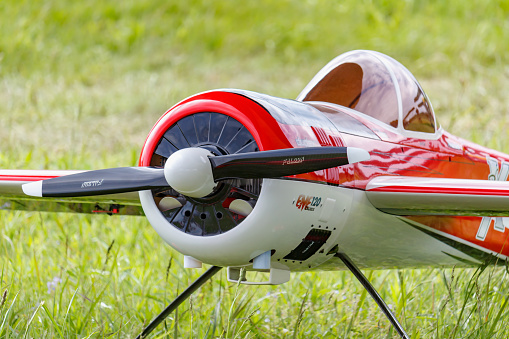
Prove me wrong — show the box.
[295,194,321,211]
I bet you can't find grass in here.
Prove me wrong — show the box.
[1,0,509,337]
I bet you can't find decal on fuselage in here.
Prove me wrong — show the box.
[295,194,321,211]
[476,155,509,241]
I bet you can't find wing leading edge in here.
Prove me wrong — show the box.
[0,170,142,215]
[366,176,509,216]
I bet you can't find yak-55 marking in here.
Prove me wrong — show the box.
[2,50,508,338]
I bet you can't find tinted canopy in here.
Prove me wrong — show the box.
[298,50,436,134]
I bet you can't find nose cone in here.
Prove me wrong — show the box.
[164,148,217,198]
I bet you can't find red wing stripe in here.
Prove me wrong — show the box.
[0,175,59,182]
[0,170,83,182]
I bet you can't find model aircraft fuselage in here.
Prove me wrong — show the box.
[2,50,509,286]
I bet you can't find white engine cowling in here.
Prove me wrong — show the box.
[137,90,354,277]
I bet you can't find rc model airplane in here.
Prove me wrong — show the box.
[3,50,508,338]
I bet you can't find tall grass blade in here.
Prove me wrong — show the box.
[23,300,44,339]
[487,293,509,337]
[292,290,308,339]
[0,291,19,336]
[42,302,65,338]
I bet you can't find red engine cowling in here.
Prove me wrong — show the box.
[138,90,354,281]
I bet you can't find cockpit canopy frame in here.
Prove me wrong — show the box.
[297,50,439,139]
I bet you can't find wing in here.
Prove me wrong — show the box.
[0,170,142,215]
[366,176,509,216]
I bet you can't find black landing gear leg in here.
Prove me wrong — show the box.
[136,265,222,339]
[335,252,410,339]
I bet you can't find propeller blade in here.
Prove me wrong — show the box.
[210,147,369,180]
[22,146,370,199]
[22,167,167,197]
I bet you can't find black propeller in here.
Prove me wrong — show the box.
[23,167,168,198]
[23,146,369,198]
[211,147,353,180]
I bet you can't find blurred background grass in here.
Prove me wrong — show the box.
[2,0,508,78]
[1,0,509,337]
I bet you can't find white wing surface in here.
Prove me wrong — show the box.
[0,170,142,215]
[366,176,509,216]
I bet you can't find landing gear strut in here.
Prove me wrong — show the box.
[136,266,222,339]
[137,255,409,338]
[336,252,410,339]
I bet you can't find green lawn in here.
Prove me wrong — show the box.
[1,0,509,337]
